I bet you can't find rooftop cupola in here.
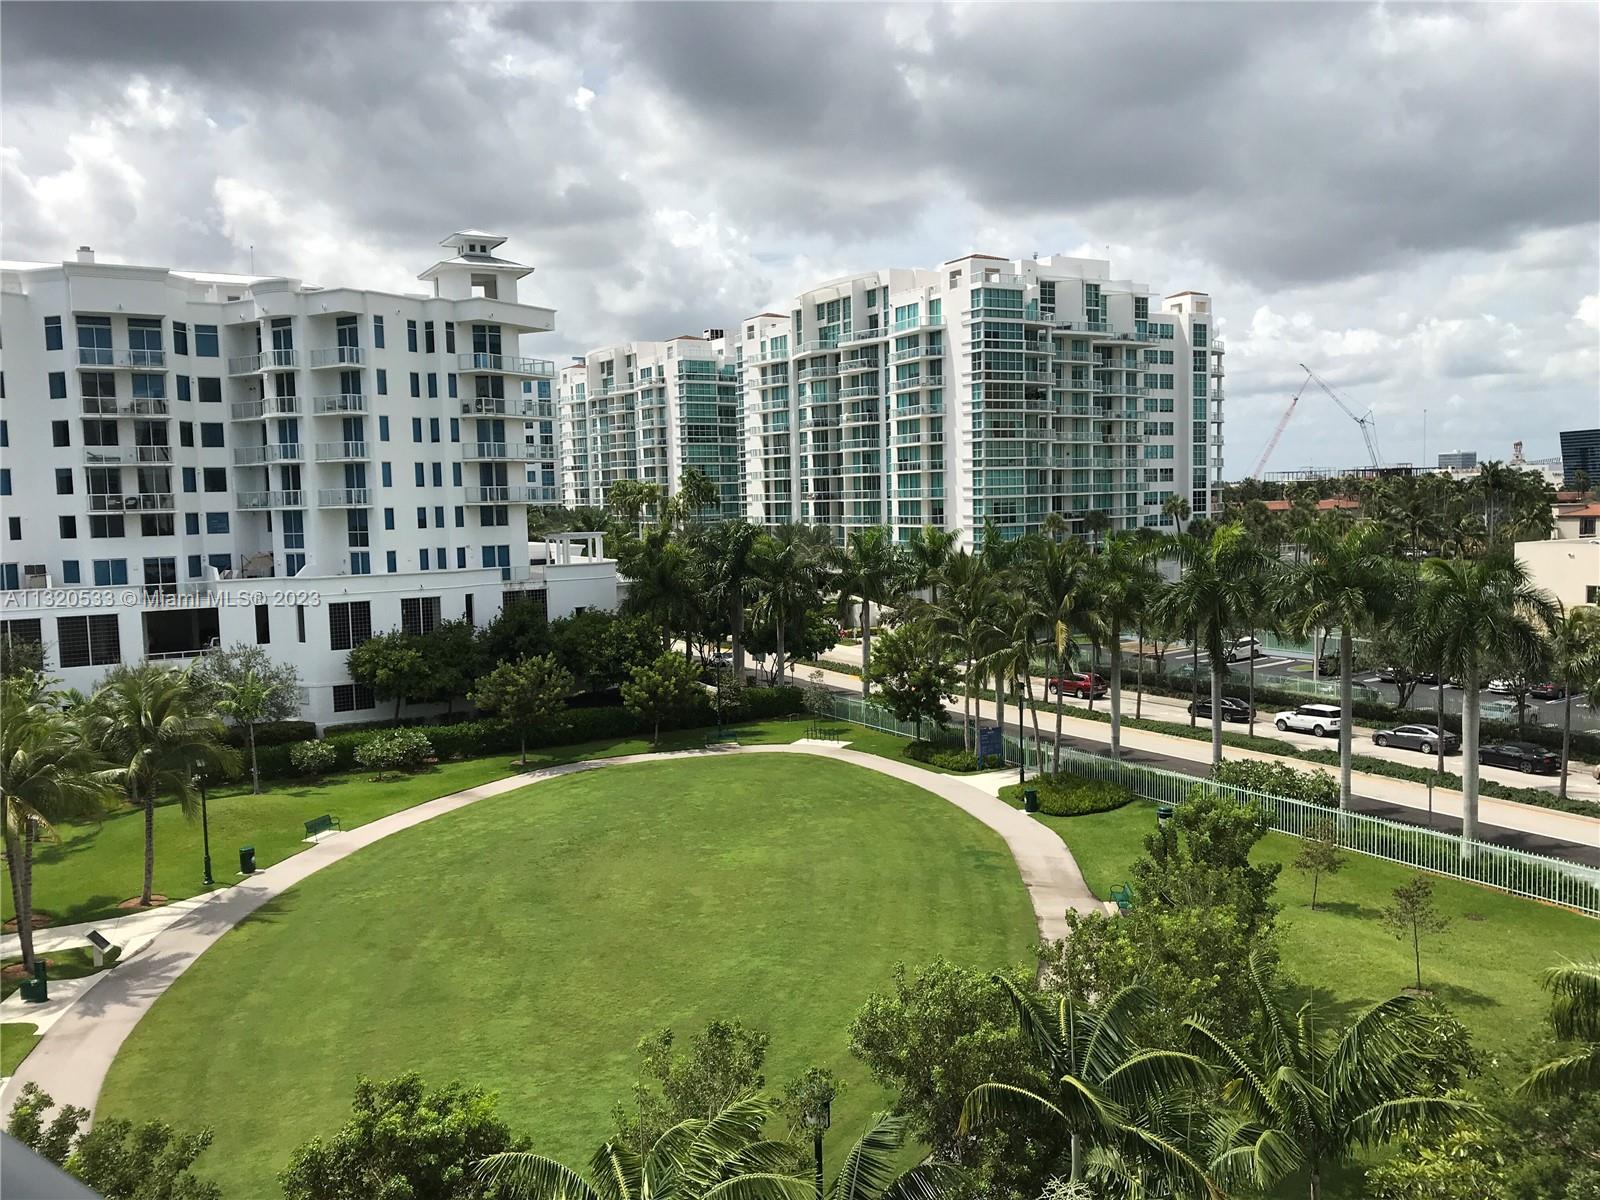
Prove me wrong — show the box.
[418,230,533,301]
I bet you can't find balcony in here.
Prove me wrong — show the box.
[456,353,555,377]
[233,443,303,466]
[892,374,945,393]
[797,339,839,354]
[464,484,541,504]
[228,349,300,375]
[892,401,944,420]
[317,488,371,507]
[314,441,369,462]
[80,397,170,418]
[237,490,305,510]
[464,442,536,461]
[307,346,365,369]
[88,492,174,512]
[82,445,173,465]
[312,392,367,414]
[796,365,837,382]
[841,326,887,344]
[838,384,880,400]
[76,347,167,369]
[1210,339,1226,355]
[843,405,880,425]
[230,395,301,421]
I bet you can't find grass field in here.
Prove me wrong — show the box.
[1,1024,40,1077]
[1,716,988,931]
[1036,800,1594,1081]
[97,755,1036,1198]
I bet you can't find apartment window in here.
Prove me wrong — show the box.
[433,505,444,528]
[55,468,73,495]
[198,377,222,403]
[449,417,460,442]
[1580,517,1597,537]
[173,321,189,355]
[386,550,397,573]
[44,315,63,350]
[381,462,393,487]
[195,325,219,357]
[332,683,376,713]
[1588,585,1600,604]
[176,376,192,402]
[419,548,430,571]
[328,600,373,651]
[49,372,67,400]
[383,507,395,530]
[200,422,224,448]
[373,315,385,349]
[429,417,440,442]
[414,462,425,486]
[253,603,271,645]
[427,374,438,400]
[205,512,230,534]
[376,369,387,396]
[203,468,227,492]
[180,422,195,448]
[92,558,129,586]
[57,614,121,668]
[464,593,474,625]
[61,561,81,583]
[142,514,174,538]
[452,462,462,487]
[454,506,465,528]
[50,420,69,448]
[444,322,456,354]
[89,515,124,539]
[59,515,76,539]
[447,373,457,400]
[424,321,435,354]
[181,468,197,493]
[431,462,443,487]
[400,595,442,635]
[407,320,418,353]
[185,513,200,535]
[6,517,18,541]
[416,506,428,529]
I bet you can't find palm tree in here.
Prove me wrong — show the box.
[1543,604,1600,800]
[980,589,1047,777]
[820,1114,964,1200]
[1414,554,1555,852]
[2,679,114,971]
[1187,954,1478,1200]
[1029,538,1093,771]
[1475,460,1519,544]
[961,978,1212,1195]
[83,664,236,907]
[1157,524,1259,767]
[899,525,958,606]
[708,520,763,681]
[1085,533,1160,756]
[1279,519,1395,809]
[834,527,901,699]
[622,528,701,654]
[211,668,278,795]
[1519,961,1600,1100]
[673,467,721,527]
[925,551,1001,753]
[478,1094,809,1200]
[751,528,826,686]
[1161,494,1191,535]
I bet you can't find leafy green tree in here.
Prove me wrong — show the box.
[2,679,114,970]
[7,1082,221,1200]
[470,655,574,766]
[833,527,902,699]
[867,622,956,741]
[477,598,553,666]
[1363,1123,1510,1200]
[612,1020,770,1154]
[191,645,302,794]
[1519,961,1600,1101]
[477,1094,808,1200]
[1279,518,1395,809]
[1380,874,1451,992]
[621,651,703,744]
[1292,820,1345,911]
[0,633,47,683]
[1186,953,1477,1200]
[281,1072,524,1200]
[84,664,237,907]
[418,618,483,714]
[960,981,1212,1196]
[1414,553,1555,851]
[549,610,659,694]
[347,630,430,723]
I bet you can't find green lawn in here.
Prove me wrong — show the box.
[1,1024,40,1077]
[98,755,1036,1198]
[1,945,120,999]
[3,717,993,932]
[1036,801,1595,1080]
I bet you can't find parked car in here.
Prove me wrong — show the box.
[1414,669,1441,685]
[1530,681,1567,700]
[1446,675,1490,690]
[1481,698,1526,723]
[1224,636,1262,662]
[1316,653,1342,676]
[1190,696,1254,722]
[1047,671,1108,699]
[1274,703,1342,737]
[1371,724,1460,755]
[1478,741,1560,774]
[1486,678,1517,695]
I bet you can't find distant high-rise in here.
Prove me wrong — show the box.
[1437,450,1477,470]
[1560,428,1600,489]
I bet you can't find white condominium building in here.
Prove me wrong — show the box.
[740,254,1224,544]
[0,232,616,727]
[558,333,744,517]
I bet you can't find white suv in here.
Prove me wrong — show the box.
[1274,703,1342,737]
[1225,636,1262,662]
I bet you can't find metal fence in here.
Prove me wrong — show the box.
[828,696,1600,918]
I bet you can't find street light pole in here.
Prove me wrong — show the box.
[197,768,214,887]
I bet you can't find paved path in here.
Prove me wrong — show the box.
[0,744,1096,1120]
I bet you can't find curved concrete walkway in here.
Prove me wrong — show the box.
[0,744,1097,1119]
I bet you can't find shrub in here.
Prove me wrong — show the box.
[1000,773,1135,817]
[905,742,1003,772]
[1214,759,1340,808]
[354,728,434,778]
[289,740,339,777]
[225,719,316,748]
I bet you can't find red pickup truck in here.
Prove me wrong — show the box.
[1046,672,1108,699]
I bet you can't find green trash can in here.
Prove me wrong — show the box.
[1023,788,1040,814]
[239,846,257,874]
[20,961,47,1004]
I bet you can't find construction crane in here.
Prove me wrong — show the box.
[1251,363,1384,476]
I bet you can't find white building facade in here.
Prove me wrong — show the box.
[0,233,614,726]
[740,254,1224,544]
[558,333,744,518]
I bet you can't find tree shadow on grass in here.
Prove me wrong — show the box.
[1308,899,1379,920]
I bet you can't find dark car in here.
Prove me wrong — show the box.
[1047,671,1108,699]
[1478,741,1560,774]
[1189,696,1254,723]
[1316,654,1342,676]
[1530,682,1567,700]
[1372,724,1460,755]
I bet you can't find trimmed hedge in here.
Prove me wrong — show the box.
[1292,747,1597,816]
[225,720,316,748]
[905,742,1003,772]
[1000,773,1135,817]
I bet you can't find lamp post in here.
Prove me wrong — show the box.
[196,766,214,887]
[804,1095,831,1200]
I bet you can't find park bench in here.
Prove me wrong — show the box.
[304,813,341,840]
[1109,882,1135,915]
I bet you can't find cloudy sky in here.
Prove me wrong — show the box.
[4,1,1596,474]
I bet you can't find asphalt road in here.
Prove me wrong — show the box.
[1167,648,1600,733]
